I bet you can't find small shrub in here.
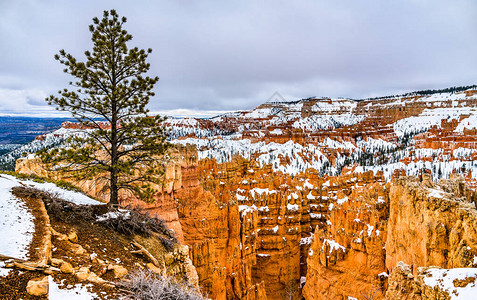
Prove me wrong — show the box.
[121,269,204,300]
[32,177,45,183]
[54,179,84,193]
[361,288,380,300]
[12,186,177,250]
[97,206,177,251]
[1,171,46,183]
[12,186,51,200]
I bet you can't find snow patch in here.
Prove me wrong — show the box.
[428,188,445,199]
[96,209,131,222]
[3,174,100,205]
[322,239,346,254]
[49,276,97,300]
[287,203,299,211]
[422,268,477,299]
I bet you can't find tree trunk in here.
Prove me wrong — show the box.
[110,170,119,205]
[110,40,118,206]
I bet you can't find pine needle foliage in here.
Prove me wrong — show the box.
[40,9,170,205]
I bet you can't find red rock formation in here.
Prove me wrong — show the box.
[14,88,477,299]
[196,158,303,299]
[304,173,477,299]
[383,175,477,299]
[386,174,477,272]
[303,173,389,299]
[16,146,267,300]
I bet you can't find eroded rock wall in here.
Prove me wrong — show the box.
[303,176,389,299]
[386,174,477,272]
[303,174,477,299]
[15,146,267,300]
[16,129,477,299]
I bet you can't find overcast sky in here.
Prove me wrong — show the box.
[1,0,476,117]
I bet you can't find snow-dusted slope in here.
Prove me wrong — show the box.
[2,174,101,205]
[393,106,477,138]
[292,113,364,131]
[0,174,101,277]
[0,176,35,262]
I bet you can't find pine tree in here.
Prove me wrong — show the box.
[40,9,170,205]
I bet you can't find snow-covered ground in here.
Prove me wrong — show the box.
[1,174,101,205]
[0,176,35,269]
[393,107,477,138]
[49,277,98,300]
[0,174,101,277]
[422,268,477,299]
[456,114,477,132]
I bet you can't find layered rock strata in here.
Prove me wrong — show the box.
[386,174,477,272]
[303,177,389,299]
[13,88,477,299]
[303,174,477,299]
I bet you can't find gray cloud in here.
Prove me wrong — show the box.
[1,0,476,116]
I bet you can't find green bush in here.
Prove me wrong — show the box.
[1,171,46,183]
[1,171,86,194]
[54,179,83,193]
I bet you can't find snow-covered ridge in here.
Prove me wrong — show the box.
[165,118,222,139]
[173,138,330,176]
[364,89,477,107]
[1,174,100,205]
[0,127,84,170]
[0,174,100,278]
[4,87,477,186]
[173,135,402,177]
[292,113,365,131]
[311,98,357,113]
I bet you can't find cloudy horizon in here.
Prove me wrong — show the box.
[1,0,477,118]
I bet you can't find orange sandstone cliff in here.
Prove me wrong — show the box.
[303,174,477,300]
[13,88,477,299]
[17,148,477,299]
[16,146,268,300]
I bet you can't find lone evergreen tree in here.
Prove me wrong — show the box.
[41,9,169,205]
